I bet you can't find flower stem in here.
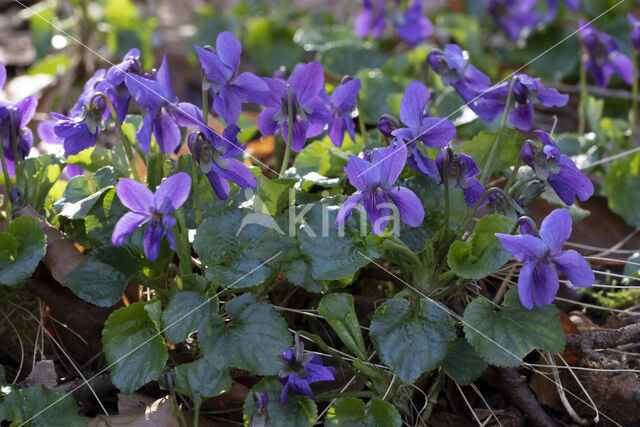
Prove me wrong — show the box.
[631,49,638,146]
[174,207,192,277]
[279,85,294,177]
[455,187,508,242]
[0,135,13,222]
[503,155,522,194]
[383,236,423,270]
[356,95,368,146]
[91,93,141,182]
[578,43,587,135]
[479,78,515,185]
[421,370,445,421]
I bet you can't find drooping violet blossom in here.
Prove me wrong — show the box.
[125,57,186,154]
[628,14,640,52]
[106,48,142,122]
[393,0,433,46]
[484,0,540,41]
[258,61,330,152]
[334,143,425,235]
[390,81,456,178]
[543,0,580,22]
[579,20,634,88]
[435,149,487,207]
[0,100,37,177]
[496,209,594,309]
[427,44,495,118]
[250,392,270,425]
[324,78,361,148]
[354,0,387,39]
[112,172,191,262]
[278,334,336,405]
[521,130,593,205]
[195,32,270,125]
[482,74,568,130]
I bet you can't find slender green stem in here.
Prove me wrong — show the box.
[91,93,141,182]
[383,236,423,270]
[193,405,199,427]
[421,370,445,421]
[202,77,209,123]
[631,49,638,147]
[174,207,192,277]
[503,156,522,194]
[479,78,515,185]
[442,162,450,233]
[511,216,538,235]
[356,95,368,146]
[578,43,587,135]
[279,86,294,177]
[455,187,507,242]
[0,135,13,222]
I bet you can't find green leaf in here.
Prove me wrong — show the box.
[0,384,87,426]
[245,18,304,74]
[604,152,640,227]
[319,42,385,76]
[293,136,363,177]
[0,216,47,287]
[370,298,456,384]
[102,301,168,394]
[324,398,401,427]
[463,287,565,367]
[27,53,72,77]
[200,294,291,375]
[442,338,488,385]
[175,358,230,411]
[318,293,367,360]
[162,291,213,344]
[255,176,296,215]
[53,170,116,219]
[459,129,524,177]
[63,246,141,307]
[356,69,403,125]
[15,155,63,212]
[243,377,317,427]
[447,215,515,279]
[67,146,130,177]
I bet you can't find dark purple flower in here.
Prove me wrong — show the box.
[483,74,568,130]
[435,149,487,207]
[354,0,387,38]
[324,78,361,147]
[112,172,191,262]
[278,335,336,405]
[258,61,330,152]
[521,130,593,205]
[335,143,425,235]
[628,14,640,52]
[543,0,580,22]
[0,64,37,177]
[106,48,142,122]
[496,209,594,309]
[579,20,634,88]
[393,0,433,46]
[391,81,456,178]
[428,44,495,121]
[484,0,540,41]
[125,57,186,154]
[195,32,269,124]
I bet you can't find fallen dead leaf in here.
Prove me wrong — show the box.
[23,360,57,389]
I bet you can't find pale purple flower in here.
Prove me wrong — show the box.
[391,81,456,178]
[628,14,640,52]
[354,0,387,38]
[393,0,433,46]
[436,149,487,207]
[579,20,634,88]
[482,74,568,130]
[496,209,594,309]
[324,78,361,148]
[484,0,540,41]
[334,143,425,235]
[106,48,142,121]
[112,173,191,261]
[521,130,594,205]
[258,61,330,152]
[278,335,336,405]
[195,32,270,124]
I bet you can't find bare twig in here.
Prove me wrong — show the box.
[498,368,559,427]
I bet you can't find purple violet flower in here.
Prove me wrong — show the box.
[354,0,387,39]
[195,32,270,125]
[579,20,634,88]
[393,0,433,46]
[435,149,487,207]
[496,208,594,309]
[0,62,37,176]
[125,57,186,154]
[258,61,330,152]
[521,130,594,205]
[484,0,540,41]
[106,48,142,122]
[628,14,640,52]
[544,0,580,22]
[324,78,361,148]
[112,172,191,262]
[428,44,495,120]
[278,334,336,405]
[334,143,425,235]
[391,81,457,179]
[483,74,568,130]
